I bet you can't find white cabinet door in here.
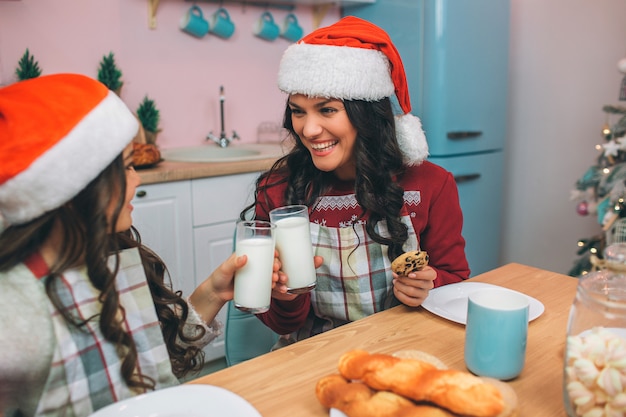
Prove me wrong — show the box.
[131,180,195,296]
[193,222,236,362]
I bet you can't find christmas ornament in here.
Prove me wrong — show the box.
[576,201,589,216]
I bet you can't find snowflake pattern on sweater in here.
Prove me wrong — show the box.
[311,191,421,228]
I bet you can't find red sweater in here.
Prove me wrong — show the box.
[255,161,470,334]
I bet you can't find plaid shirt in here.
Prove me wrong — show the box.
[27,248,179,416]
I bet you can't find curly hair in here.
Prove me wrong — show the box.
[242,97,409,261]
[0,154,205,390]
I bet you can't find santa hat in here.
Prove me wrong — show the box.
[277,16,428,165]
[0,73,138,232]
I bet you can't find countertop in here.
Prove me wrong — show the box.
[136,157,279,185]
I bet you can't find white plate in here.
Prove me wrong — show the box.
[421,282,545,325]
[89,385,261,417]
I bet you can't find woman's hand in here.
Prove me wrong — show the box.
[271,255,324,301]
[392,266,437,307]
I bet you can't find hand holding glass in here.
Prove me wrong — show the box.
[233,220,275,314]
[269,205,316,294]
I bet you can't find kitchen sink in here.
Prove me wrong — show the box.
[161,143,286,163]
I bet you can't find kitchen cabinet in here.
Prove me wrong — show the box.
[132,171,261,363]
[132,180,195,296]
[191,172,260,361]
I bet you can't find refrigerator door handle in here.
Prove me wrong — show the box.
[447,131,483,140]
[454,173,482,184]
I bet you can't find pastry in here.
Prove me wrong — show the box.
[132,142,161,167]
[316,374,454,417]
[337,350,505,417]
[391,250,429,275]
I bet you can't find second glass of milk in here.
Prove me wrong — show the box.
[269,205,317,294]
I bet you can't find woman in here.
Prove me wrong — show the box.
[0,73,280,416]
[243,17,470,343]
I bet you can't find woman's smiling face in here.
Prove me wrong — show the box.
[288,94,358,181]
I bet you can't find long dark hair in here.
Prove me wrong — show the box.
[0,154,205,390]
[242,97,409,261]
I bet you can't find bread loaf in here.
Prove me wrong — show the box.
[337,350,505,417]
[316,374,454,417]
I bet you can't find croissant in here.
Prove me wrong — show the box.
[337,350,505,417]
[316,374,454,417]
[132,142,161,167]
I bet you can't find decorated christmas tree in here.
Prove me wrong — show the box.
[569,58,626,276]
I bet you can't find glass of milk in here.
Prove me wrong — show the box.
[233,220,276,314]
[269,205,316,294]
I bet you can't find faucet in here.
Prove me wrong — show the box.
[207,85,239,148]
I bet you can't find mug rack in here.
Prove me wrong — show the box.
[148,0,374,30]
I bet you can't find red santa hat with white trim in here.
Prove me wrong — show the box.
[0,73,138,232]
[277,16,428,165]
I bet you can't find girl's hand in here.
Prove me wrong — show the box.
[189,252,246,323]
[392,266,437,307]
[271,255,324,301]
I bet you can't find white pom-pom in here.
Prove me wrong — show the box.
[618,58,626,74]
[394,114,429,166]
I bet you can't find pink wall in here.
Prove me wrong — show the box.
[0,0,340,149]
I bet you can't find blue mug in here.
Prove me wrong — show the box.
[180,5,209,38]
[464,288,529,380]
[210,7,235,39]
[253,11,280,42]
[280,13,303,43]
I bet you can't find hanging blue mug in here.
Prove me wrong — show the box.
[210,7,235,39]
[253,11,280,41]
[180,5,209,38]
[280,13,303,43]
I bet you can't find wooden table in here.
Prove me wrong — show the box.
[190,263,578,416]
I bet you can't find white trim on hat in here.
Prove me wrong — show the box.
[278,43,395,101]
[0,90,138,228]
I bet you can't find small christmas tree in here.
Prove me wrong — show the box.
[136,95,160,144]
[15,49,42,81]
[97,52,123,95]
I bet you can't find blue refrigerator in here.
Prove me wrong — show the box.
[345,0,510,276]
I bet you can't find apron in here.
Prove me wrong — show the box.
[30,248,178,417]
[281,192,419,344]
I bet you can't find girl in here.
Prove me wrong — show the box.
[0,73,279,416]
[243,17,470,343]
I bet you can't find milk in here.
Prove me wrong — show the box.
[273,216,316,292]
[234,236,274,313]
